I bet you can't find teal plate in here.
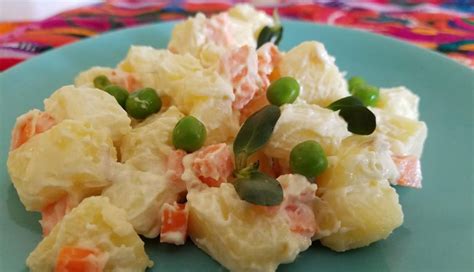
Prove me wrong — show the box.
[1,20,473,271]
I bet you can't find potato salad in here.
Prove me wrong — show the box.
[7,4,427,272]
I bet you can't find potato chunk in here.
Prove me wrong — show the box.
[187,183,310,272]
[27,196,152,271]
[320,182,403,252]
[7,120,116,211]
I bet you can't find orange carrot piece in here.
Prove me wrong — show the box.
[219,45,261,110]
[11,110,56,150]
[40,196,72,236]
[198,176,222,187]
[268,67,281,82]
[239,93,270,124]
[55,247,104,272]
[166,149,187,191]
[192,143,233,187]
[284,203,317,238]
[110,70,141,93]
[257,43,281,89]
[160,202,188,245]
[392,155,422,188]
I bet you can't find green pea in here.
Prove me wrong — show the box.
[348,76,366,93]
[125,88,162,119]
[103,85,129,108]
[290,140,328,179]
[93,75,111,90]
[173,116,207,152]
[351,85,380,107]
[266,77,300,106]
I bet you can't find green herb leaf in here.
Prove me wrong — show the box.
[256,10,283,48]
[234,161,260,179]
[339,106,376,135]
[233,105,281,170]
[327,96,363,111]
[234,171,283,206]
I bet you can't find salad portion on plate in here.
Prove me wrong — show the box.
[6,4,427,272]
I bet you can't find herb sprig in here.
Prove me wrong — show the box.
[232,105,283,206]
[257,10,283,49]
[327,96,376,135]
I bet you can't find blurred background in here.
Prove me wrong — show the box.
[1,0,102,21]
[0,0,473,71]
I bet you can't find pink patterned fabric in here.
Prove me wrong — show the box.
[0,0,472,71]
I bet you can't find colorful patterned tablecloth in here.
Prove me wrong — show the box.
[1,0,473,72]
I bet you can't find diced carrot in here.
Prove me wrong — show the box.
[205,13,235,47]
[110,70,141,93]
[257,43,281,89]
[392,155,422,188]
[11,110,56,150]
[219,45,261,110]
[271,158,291,178]
[166,149,187,193]
[268,67,281,82]
[55,247,104,272]
[198,176,222,187]
[40,196,72,236]
[246,151,278,178]
[280,178,318,238]
[124,74,141,93]
[219,43,279,112]
[192,143,233,187]
[239,93,269,124]
[284,203,317,238]
[160,202,188,245]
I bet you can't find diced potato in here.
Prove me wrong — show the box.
[278,41,349,107]
[377,86,419,120]
[311,197,341,240]
[168,13,215,62]
[7,120,116,211]
[102,165,182,238]
[187,183,310,272]
[317,135,400,190]
[372,108,427,157]
[168,4,272,67]
[118,46,233,102]
[44,85,131,143]
[227,4,274,39]
[320,182,403,252]
[118,46,202,94]
[314,135,403,251]
[118,47,238,144]
[120,106,184,174]
[27,196,153,271]
[74,66,116,87]
[189,98,239,144]
[74,66,142,92]
[74,66,141,92]
[264,103,350,166]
